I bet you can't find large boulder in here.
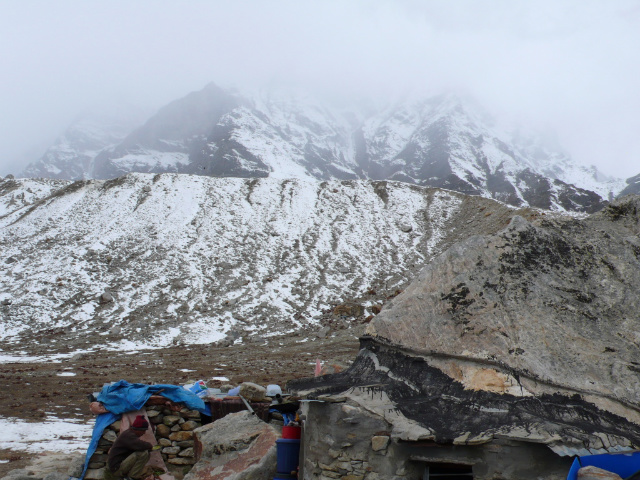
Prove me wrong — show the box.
[186,411,280,480]
[291,196,640,456]
[367,196,640,410]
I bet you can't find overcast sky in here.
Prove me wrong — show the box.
[1,0,639,178]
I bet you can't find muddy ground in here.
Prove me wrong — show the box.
[0,328,364,477]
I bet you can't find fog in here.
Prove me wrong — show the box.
[1,0,639,178]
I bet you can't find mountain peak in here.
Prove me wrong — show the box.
[18,83,629,212]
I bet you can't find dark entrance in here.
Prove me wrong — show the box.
[423,462,474,480]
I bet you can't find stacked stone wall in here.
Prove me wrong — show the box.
[84,406,202,479]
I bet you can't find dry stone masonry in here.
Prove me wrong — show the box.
[84,406,202,480]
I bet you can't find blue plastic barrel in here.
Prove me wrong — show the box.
[276,438,300,474]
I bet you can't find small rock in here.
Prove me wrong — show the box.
[316,326,331,339]
[149,414,164,425]
[398,223,413,232]
[163,415,181,427]
[169,431,194,442]
[371,435,390,452]
[44,473,70,480]
[172,279,187,289]
[102,430,117,442]
[142,185,151,192]
[180,420,199,431]
[83,469,105,480]
[158,438,172,447]
[99,292,113,304]
[162,446,181,455]
[155,424,171,438]
[577,466,622,480]
[1,298,12,306]
[178,447,194,457]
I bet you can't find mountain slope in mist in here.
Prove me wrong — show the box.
[19,84,625,213]
[21,107,149,181]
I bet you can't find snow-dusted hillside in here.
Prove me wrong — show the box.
[0,173,526,354]
[19,84,623,213]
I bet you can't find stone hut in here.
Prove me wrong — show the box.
[290,196,640,480]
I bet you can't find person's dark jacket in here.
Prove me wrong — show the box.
[107,429,152,472]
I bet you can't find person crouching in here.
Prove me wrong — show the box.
[106,415,154,480]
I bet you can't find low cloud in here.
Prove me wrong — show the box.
[1,0,639,178]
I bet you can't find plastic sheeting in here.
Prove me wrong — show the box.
[75,380,211,480]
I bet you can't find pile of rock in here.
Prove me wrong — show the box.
[84,406,202,479]
[147,405,201,467]
[84,421,119,479]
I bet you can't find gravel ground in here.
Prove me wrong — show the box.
[0,328,363,477]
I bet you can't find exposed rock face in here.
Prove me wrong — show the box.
[187,411,279,480]
[367,195,640,415]
[291,195,640,457]
[619,173,640,197]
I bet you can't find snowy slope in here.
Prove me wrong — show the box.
[0,173,526,354]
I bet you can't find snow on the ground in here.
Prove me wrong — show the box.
[0,417,94,453]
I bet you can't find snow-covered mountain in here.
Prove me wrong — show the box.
[20,105,149,180]
[0,172,531,353]
[20,83,624,212]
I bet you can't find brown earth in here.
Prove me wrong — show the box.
[0,328,363,477]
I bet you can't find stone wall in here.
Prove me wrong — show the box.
[300,401,573,480]
[85,406,202,479]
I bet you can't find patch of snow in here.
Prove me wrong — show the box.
[0,416,94,453]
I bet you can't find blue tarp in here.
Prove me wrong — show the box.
[77,380,211,480]
[567,451,640,479]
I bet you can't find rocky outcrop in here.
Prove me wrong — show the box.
[187,411,279,480]
[619,174,640,197]
[291,195,640,458]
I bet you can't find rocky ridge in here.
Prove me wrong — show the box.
[620,173,640,197]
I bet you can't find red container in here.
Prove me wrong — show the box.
[282,426,301,439]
